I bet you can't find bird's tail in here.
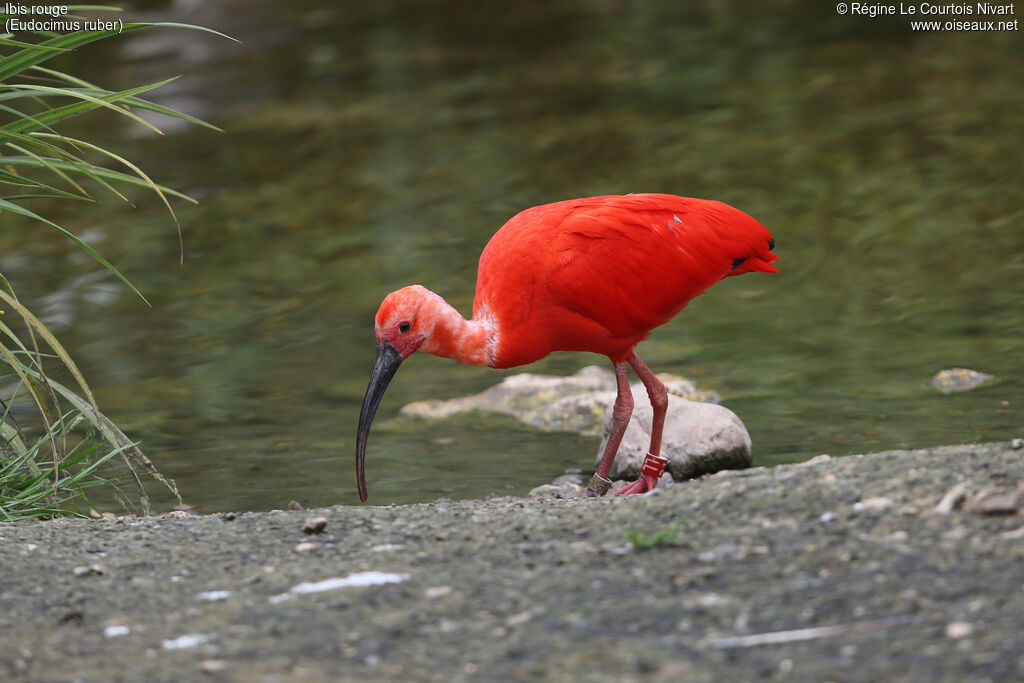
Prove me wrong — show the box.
[732,251,779,275]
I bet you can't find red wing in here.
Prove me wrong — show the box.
[543,195,776,340]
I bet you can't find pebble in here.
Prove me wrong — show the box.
[73,563,104,577]
[425,586,453,599]
[527,483,572,498]
[197,590,232,602]
[269,572,411,604]
[934,483,968,515]
[200,660,228,673]
[302,517,328,535]
[853,497,893,511]
[966,488,1024,515]
[945,621,974,640]
[506,609,535,627]
[527,481,584,499]
[294,542,320,552]
[162,633,215,650]
[370,544,403,553]
[1010,438,1023,450]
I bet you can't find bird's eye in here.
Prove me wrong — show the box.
[768,238,776,251]
[399,322,411,333]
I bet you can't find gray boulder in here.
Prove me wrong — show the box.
[595,388,752,481]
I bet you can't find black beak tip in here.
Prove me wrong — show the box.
[355,342,403,504]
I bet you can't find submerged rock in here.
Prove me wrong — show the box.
[595,390,752,481]
[402,366,613,424]
[930,368,995,393]
[402,365,720,436]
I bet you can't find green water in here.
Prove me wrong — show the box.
[2,1,1022,511]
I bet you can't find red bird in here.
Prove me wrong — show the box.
[356,194,777,501]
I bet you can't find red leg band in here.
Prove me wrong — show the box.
[640,452,668,478]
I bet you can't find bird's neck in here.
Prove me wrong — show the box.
[420,295,497,367]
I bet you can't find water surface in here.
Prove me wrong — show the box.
[2,0,1021,511]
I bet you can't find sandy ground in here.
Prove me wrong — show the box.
[1,441,1022,682]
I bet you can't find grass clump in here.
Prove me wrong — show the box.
[622,517,686,550]
[0,6,233,519]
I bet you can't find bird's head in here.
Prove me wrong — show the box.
[356,285,438,502]
[372,285,438,359]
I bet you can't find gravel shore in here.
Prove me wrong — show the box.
[2,441,1022,682]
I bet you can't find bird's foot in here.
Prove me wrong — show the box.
[614,452,668,496]
[584,473,613,497]
[614,473,660,495]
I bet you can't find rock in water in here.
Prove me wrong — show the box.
[595,390,752,481]
[402,365,720,436]
[401,365,746,481]
[930,368,995,394]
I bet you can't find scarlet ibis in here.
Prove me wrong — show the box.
[356,193,777,501]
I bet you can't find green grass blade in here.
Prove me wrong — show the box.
[21,69,223,132]
[0,167,95,201]
[12,367,178,512]
[0,419,29,458]
[0,81,176,136]
[7,138,132,203]
[131,22,240,44]
[32,132,186,260]
[0,38,66,52]
[0,154,194,202]
[0,341,58,449]
[0,23,236,84]
[0,288,97,405]
[0,198,148,303]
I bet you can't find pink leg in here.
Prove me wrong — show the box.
[585,360,632,496]
[615,351,668,496]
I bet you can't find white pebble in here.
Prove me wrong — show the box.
[197,590,232,602]
[162,633,215,650]
[945,621,974,640]
[269,571,410,603]
[425,585,453,598]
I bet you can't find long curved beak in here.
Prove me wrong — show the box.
[356,342,403,502]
